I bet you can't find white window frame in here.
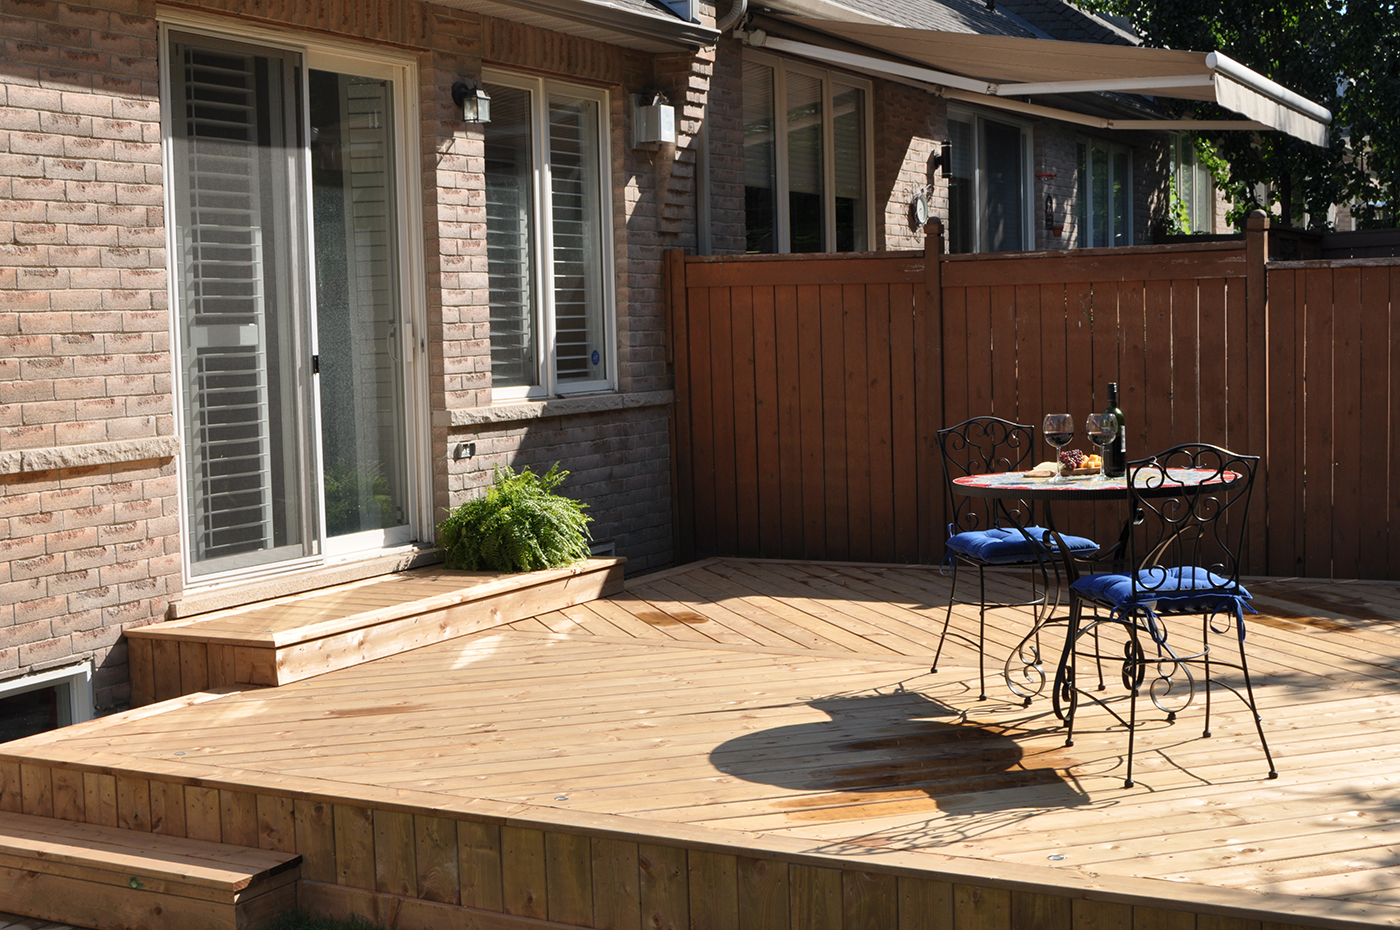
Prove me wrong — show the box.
[947,106,1035,253]
[0,662,93,734]
[484,69,618,403]
[1171,133,1215,235]
[745,50,876,254]
[1077,136,1134,248]
[159,12,432,588]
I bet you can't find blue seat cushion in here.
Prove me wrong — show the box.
[1072,566,1252,614]
[946,525,1098,565]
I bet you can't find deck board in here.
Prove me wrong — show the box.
[7,559,1400,925]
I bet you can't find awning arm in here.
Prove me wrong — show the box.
[1205,51,1332,125]
[745,30,1326,143]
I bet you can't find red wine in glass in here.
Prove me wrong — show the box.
[1043,414,1073,479]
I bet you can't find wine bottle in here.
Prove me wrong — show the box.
[1104,382,1126,478]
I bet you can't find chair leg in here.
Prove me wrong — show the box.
[1234,627,1279,780]
[931,559,961,674]
[977,566,988,701]
[1201,614,1213,738]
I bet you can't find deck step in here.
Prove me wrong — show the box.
[126,557,625,705]
[0,811,300,930]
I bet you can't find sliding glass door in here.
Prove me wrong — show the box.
[167,30,416,579]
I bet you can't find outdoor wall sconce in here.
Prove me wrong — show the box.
[451,81,491,124]
[930,139,952,178]
[633,92,676,148]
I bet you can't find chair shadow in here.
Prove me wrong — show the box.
[708,690,1091,825]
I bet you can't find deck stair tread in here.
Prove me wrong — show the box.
[0,811,300,930]
[124,558,626,704]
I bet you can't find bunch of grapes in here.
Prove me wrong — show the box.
[1058,448,1086,469]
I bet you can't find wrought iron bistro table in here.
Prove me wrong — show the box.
[950,467,1243,713]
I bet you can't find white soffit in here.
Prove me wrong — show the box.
[758,19,1330,146]
[439,0,719,51]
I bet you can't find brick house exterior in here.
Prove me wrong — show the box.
[0,0,1235,723]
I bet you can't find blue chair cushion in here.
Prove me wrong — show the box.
[946,525,1098,565]
[1072,566,1251,614]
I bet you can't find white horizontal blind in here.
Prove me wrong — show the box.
[484,83,538,388]
[548,96,606,384]
[174,43,277,565]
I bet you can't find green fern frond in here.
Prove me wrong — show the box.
[437,463,593,572]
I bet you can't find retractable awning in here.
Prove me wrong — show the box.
[747,19,1331,146]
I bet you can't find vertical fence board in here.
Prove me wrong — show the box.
[1172,278,1202,442]
[752,286,782,556]
[775,285,804,558]
[942,285,970,426]
[413,815,459,905]
[670,251,696,564]
[821,284,850,559]
[710,287,739,556]
[1330,266,1363,577]
[867,285,896,563]
[1064,280,1095,427]
[1265,268,1301,576]
[1039,283,1068,416]
[844,284,872,560]
[894,282,922,562]
[1303,266,1336,577]
[965,286,994,419]
[1142,279,1174,456]
[731,286,760,558]
[1198,277,1228,440]
[1089,281,1123,542]
[1386,267,1400,580]
[989,284,1018,420]
[1359,266,1391,580]
[689,286,717,557]
[1015,284,1044,431]
[798,284,827,558]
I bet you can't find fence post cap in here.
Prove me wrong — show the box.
[1246,209,1269,230]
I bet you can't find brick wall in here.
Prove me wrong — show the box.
[875,78,941,252]
[1,0,701,711]
[0,1,174,711]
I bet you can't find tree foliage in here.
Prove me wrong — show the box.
[1077,0,1388,228]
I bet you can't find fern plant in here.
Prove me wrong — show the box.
[438,463,592,572]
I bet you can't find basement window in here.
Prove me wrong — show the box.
[0,663,94,743]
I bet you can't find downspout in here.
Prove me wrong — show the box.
[697,0,747,254]
[716,0,747,34]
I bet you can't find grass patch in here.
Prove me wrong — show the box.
[261,912,381,930]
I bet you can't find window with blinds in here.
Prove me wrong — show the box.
[483,73,613,397]
[740,52,872,254]
[169,35,309,574]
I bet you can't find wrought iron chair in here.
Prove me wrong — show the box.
[1060,443,1276,788]
[934,417,1099,703]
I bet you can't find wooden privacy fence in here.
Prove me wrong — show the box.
[667,218,1400,580]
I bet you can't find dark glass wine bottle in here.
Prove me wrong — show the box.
[1104,382,1126,477]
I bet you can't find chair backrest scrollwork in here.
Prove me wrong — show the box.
[936,416,1038,537]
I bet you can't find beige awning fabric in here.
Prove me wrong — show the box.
[749,20,1330,146]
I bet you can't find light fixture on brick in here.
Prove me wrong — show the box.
[451,81,491,124]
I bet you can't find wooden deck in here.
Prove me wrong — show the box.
[6,558,1400,929]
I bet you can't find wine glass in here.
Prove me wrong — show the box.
[1085,413,1119,477]
[1043,414,1073,480]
